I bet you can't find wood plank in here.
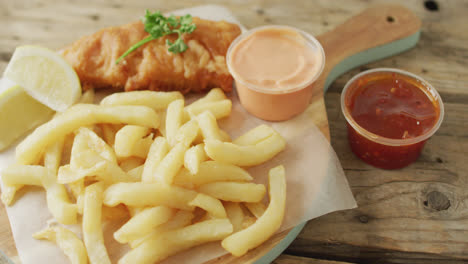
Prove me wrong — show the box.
[285,241,468,264]
[274,254,356,264]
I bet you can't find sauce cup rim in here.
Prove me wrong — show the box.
[340,68,444,146]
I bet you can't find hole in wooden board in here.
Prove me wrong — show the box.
[386,16,395,23]
[424,0,439,12]
[358,215,369,223]
[426,191,451,211]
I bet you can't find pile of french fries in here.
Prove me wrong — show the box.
[0,88,287,264]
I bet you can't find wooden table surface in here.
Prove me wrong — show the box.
[1,0,467,263]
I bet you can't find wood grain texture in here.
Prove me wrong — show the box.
[1,0,467,264]
[273,254,356,264]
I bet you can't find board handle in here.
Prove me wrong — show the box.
[316,4,422,92]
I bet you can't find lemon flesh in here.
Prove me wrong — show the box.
[0,83,54,151]
[3,45,81,112]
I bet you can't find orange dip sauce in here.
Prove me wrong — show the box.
[343,70,443,169]
[230,27,321,91]
[227,26,324,121]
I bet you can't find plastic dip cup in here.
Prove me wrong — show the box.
[227,25,325,121]
[341,68,444,169]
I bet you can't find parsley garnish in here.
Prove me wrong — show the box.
[115,10,196,64]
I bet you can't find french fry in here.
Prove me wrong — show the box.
[242,216,257,229]
[0,184,22,206]
[119,157,145,172]
[204,132,286,166]
[165,99,185,146]
[185,88,227,113]
[224,202,244,233]
[219,130,231,142]
[103,182,197,211]
[33,226,87,264]
[187,100,232,120]
[59,150,138,184]
[69,133,87,170]
[69,128,116,179]
[74,127,117,164]
[128,165,144,181]
[100,91,183,111]
[175,119,199,146]
[57,162,105,184]
[118,219,233,264]
[44,140,64,175]
[1,165,45,186]
[189,193,226,218]
[222,165,286,256]
[233,125,275,146]
[76,192,84,215]
[153,142,188,184]
[42,165,78,224]
[114,125,150,158]
[16,104,160,165]
[197,111,224,141]
[183,144,208,175]
[68,179,85,201]
[77,88,95,104]
[142,137,169,182]
[174,161,252,189]
[141,137,169,182]
[102,204,129,221]
[244,202,267,218]
[127,206,145,217]
[60,133,75,166]
[198,182,266,203]
[97,157,141,182]
[132,133,154,159]
[129,210,194,249]
[83,182,111,264]
[114,206,176,244]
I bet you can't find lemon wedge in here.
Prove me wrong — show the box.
[0,81,54,151]
[3,45,81,112]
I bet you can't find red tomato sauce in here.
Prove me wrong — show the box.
[344,72,440,169]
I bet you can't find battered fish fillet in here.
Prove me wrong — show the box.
[61,18,241,93]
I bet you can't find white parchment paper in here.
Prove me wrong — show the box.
[0,5,357,264]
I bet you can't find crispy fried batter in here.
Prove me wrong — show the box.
[61,18,241,93]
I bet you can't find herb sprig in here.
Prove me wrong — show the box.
[115,10,196,64]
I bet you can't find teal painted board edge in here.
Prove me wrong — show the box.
[324,31,421,92]
[0,249,14,264]
[254,222,306,264]
[254,31,420,264]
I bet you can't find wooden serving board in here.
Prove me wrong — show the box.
[0,4,421,264]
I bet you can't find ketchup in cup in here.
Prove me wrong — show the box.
[341,68,444,169]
